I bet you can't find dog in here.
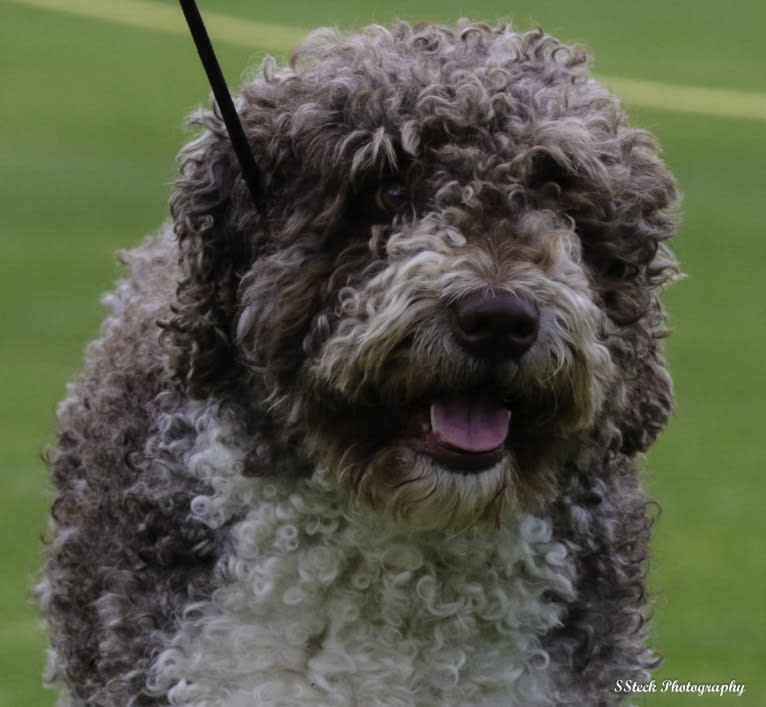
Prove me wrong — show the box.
[39,19,679,706]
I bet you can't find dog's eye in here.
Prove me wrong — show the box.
[375,183,409,214]
[351,181,410,226]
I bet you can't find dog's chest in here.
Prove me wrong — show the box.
[147,463,576,707]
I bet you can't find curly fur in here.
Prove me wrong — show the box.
[40,20,679,707]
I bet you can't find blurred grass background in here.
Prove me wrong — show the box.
[1,0,764,704]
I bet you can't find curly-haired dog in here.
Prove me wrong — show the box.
[40,19,679,707]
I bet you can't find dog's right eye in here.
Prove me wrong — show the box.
[376,183,409,214]
[350,180,410,225]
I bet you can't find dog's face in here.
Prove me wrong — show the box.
[167,23,678,529]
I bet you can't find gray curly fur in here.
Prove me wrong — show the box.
[40,20,679,707]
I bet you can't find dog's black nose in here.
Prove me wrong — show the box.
[450,291,539,361]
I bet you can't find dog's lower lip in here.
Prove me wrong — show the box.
[409,436,506,473]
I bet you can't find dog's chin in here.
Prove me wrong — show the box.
[377,453,514,531]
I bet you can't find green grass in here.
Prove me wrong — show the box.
[2,1,764,705]
[642,109,766,705]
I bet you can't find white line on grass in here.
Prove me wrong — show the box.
[8,0,766,121]
[8,0,307,54]
[601,76,766,122]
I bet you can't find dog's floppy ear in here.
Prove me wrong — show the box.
[162,112,258,398]
[619,345,674,455]
[163,2,265,398]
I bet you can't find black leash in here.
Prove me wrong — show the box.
[178,0,262,202]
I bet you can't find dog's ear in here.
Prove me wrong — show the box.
[618,344,674,456]
[162,112,258,398]
[599,130,679,456]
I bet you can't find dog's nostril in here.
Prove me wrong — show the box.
[450,291,539,362]
[510,317,536,339]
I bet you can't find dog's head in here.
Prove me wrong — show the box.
[164,22,678,529]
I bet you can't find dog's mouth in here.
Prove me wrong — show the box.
[407,394,512,473]
[308,373,575,487]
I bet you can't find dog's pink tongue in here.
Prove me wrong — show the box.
[430,397,510,452]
